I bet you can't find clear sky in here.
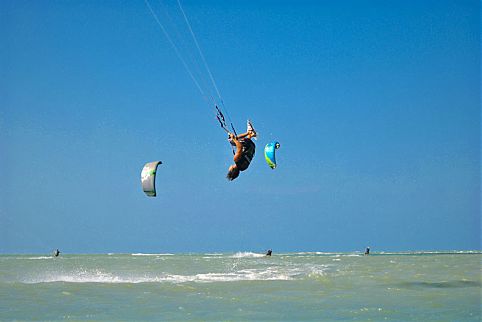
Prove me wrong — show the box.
[1,0,480,253]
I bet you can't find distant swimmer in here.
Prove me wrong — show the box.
[266,249,272,256]
[226,120,257,181]
[54,249,60,257]
[364,247,370,255]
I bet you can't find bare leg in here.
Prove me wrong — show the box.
[235,132,251,139]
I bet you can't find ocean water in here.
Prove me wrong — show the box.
[0,252,480,321]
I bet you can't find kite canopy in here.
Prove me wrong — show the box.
[141,161,162,197]
[264,142,280,169]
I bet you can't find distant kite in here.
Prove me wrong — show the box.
[264,142,280,169]
[141,161,162,197]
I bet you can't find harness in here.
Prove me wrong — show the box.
[235,139,255,171]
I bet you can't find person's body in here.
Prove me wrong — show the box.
[364,247,370,255]
[266,249,272,256]
[226,121,257,181]
[54,249,60,257]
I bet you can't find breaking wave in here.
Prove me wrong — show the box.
[231,252,265,258]
[131,253,174,256]
[21,268,300,284]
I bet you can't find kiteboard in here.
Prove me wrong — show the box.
[247,120,257,139]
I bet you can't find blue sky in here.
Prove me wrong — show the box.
[1,0,480,253]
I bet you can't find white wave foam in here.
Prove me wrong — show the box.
[23,269,293,284]
[292,252,336,255]
[26,256,53,260]
[307,265,328,278]
[131,253,174,256]
[231,252,265,258]
[21,264,311,284]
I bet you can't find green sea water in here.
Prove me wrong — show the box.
[0,252,480,321]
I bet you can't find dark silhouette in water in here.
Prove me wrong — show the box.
[364,247,370,255]
[53,249,60,257]
[266,249,272,256]
[398,280,481,289]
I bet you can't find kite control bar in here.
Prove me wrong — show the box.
[216,105,238,137]
[215,105,237,136]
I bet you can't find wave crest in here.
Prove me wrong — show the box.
[231,252,265,258]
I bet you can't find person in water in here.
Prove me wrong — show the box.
[54,249,60,257]
[266,249,272,256]
[226,121,257,181]
[364,247,370,255]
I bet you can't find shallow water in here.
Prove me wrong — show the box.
[0,252,480,321]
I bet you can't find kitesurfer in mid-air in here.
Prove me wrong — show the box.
[226,121,257,181]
